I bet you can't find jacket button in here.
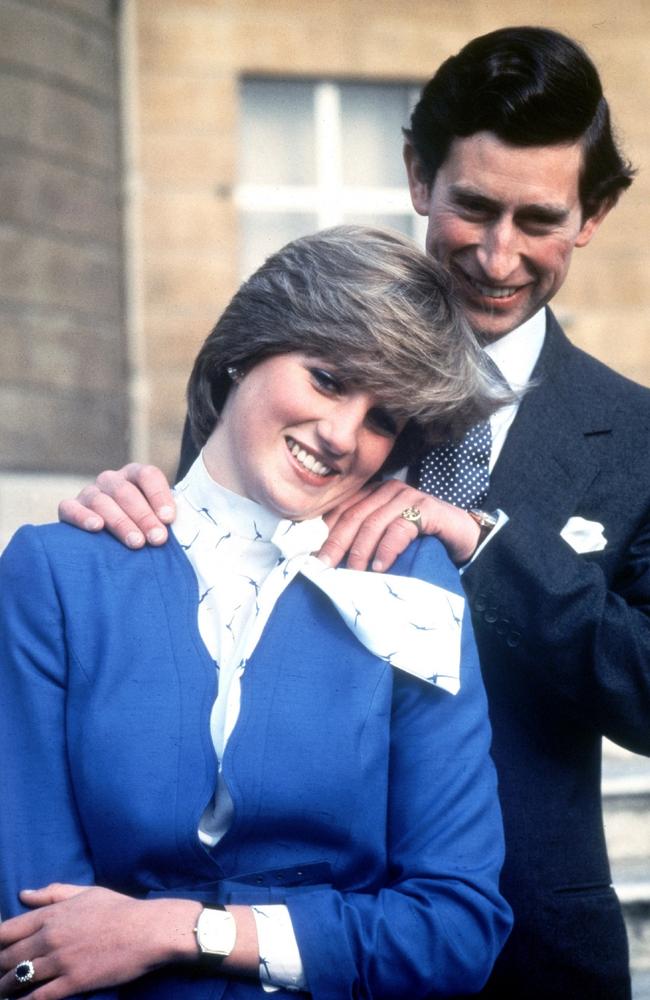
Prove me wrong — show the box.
[474,593,487,612]
[484,608,498,623]
[506,631,521,647]
[495,618,510,635]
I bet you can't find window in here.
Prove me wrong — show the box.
[237,79,424,278]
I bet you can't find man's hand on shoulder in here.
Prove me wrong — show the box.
[320,479,481,571]
[58,463,175,548]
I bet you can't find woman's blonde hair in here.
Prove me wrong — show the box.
[187,225,511,473]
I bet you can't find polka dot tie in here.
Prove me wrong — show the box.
[417,419,492,510]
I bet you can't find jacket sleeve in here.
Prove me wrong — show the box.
[462,501,650,755]
[0,526,97,919]
[287,544,512,999]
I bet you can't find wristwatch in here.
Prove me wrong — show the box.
[468,508,498,545]
[194,904,237,964]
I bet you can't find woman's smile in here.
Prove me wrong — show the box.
[285,435,335,479]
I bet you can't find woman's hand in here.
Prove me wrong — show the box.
[0,883,201,999]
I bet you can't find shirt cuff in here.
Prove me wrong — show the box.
[460,509,508,573]
[252,903,308,993]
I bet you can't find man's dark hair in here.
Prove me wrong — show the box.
[406,26,635,219]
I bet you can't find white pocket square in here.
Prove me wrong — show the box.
[560,516,607,554]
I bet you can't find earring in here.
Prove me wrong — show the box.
[226,365,242,381]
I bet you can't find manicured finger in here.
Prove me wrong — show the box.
[89,475,166,546]
[346,497,419,571]
[369,517,422,572]
[321,482,380,533]
[57,497,104,533]
[108,464,176,523]
[61,488,147,548]
[20,884,88,907]
[96,466,174,545]
[319,481,409,568]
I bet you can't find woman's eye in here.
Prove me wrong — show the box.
[310,367,343,394]
[367,408,399,437]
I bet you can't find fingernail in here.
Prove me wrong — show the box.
[317,554,332,568]
[126,531,144,548]
[21,888,35,894]
[157,505,174,522]
[84,516,102,531]
[147,527,166,544]
[371,559,384,572]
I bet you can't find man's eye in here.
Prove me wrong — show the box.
[310,368,343,394]
[455,200,493,221]
[519,217,559,235]
[367,408,399,437]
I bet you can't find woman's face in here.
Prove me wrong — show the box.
[203,353,403,520]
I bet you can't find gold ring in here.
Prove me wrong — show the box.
[400,506,422,533]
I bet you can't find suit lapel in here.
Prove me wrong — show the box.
[485,310,612,529]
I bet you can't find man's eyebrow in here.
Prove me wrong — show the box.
[449,184,570,221]
[448,185,499,208]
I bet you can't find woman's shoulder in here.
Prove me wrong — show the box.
[4,521,146,561]
[1,522,186,587]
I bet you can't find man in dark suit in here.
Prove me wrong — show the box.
[61,26,650,999]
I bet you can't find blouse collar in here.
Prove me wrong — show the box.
[177,452,330,557]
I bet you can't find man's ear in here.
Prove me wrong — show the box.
[403,142,433,216]
[575,198,613,248]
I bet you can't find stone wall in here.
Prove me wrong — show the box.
[0,0,127,478]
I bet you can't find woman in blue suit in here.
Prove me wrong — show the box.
[0,227,511,999]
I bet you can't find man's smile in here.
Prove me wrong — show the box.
[453,265,529,305]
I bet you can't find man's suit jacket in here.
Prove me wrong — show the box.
[458,309,650,999]
[0,525,511,999]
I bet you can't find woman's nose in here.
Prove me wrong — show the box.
[316,395,369,456]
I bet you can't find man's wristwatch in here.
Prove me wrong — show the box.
[468,508,498,545]
[194,904,237,964]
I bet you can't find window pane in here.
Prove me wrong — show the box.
[343,212,419,240]
[239,212,319,279]
[240,80,316,186]
[340,84,412,187]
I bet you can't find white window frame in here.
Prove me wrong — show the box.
[235,80,427,241]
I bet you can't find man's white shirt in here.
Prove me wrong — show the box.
[484,306,546,470]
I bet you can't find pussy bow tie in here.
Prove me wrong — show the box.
[274,522,463,696]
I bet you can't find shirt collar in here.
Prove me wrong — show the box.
[483,307,546,391]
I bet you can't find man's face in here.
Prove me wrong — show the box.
[405,131,609,340]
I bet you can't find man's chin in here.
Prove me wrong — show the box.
[467,311,521,341]
[463,297,534,341]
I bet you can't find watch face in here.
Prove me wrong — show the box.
[196,907,237,958]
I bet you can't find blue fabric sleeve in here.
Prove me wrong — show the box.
[0,526,97,919]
